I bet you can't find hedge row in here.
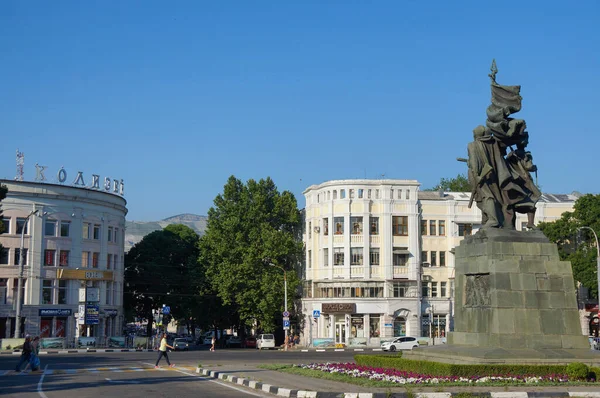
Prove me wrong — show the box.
[354,354,568,377]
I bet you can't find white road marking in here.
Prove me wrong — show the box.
[37,364,49,398]
[142,362,267,397]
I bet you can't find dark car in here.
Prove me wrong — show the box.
[243,336,256,348]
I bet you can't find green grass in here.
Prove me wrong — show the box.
[257,364,598,388]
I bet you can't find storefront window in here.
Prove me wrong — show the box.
[40,317,52,337]
[56,318,66,337]
[350,315,364,338]
[369,315,380,338]
[393,317,406,337]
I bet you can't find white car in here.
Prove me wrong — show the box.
[257,334,276,350]
[381,336,419,352]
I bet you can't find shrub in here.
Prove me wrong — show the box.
[566,362,589,381]
[354,355,568,378]
[589,366,600,381]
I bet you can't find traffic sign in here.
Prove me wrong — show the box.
[163,306,171,315]
[283,319,290,330]
[282,311,290,317]
[312,310,321,318]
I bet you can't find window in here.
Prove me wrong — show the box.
[392,216,408,236]
[429,220,436,236]
[327,191,331,200]
[0,248,9,264]
[0,279,7,304]
[16,218,29,235]
[358,189,364,199]
[441,282,447,297]
[340,189,346,199]
[1,218,10,234]
[93,224,101,240]
[333,248,344,266]
[351,217,363,234]
[81,251,90,268]
[431,251,437,266]
[458,223,473,236]
[367,189,372,199]
[349,189,354,199]
[59,250,69,266]
[333,190,337,199]
[108,226,113,242]
[45,220,57,236]
[114,228,119,243]
[393,282,407,297]
[370,217,379,235]
[375,189,380,199]
[60,221,70,237]
[44,250,56,266]
[82,223,91,239]
[58,280,67,304]
[350,248,363,265]
[421,220,427,235]
[323,248,329,267]
[92,252,100,268]
[370,316,380,338]
[42,280,53,304]
[308,222,312,239]
[398,189,402,199]
[107,253,112,270]
[390,189,394,199]
[439,220,446,236]
[14,248,28,265]
[106,282,112,305]
[334,217,344,235]
[393,250,408,266]
[308,250,312,269]
[370,248,380,265]
[440,251,446,267]
[323,218,329,236]
[431,282,438,297]
[421,251,427,264]
[406,190,410,200]
[422,283,430,297]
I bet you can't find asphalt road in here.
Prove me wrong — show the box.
[0,347,370,398]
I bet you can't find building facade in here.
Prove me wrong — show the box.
[301,179,577,347]
[0,179,127,344]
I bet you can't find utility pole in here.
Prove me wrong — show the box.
[15,209,39,338]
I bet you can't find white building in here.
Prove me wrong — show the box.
[0,179,127,344]
[301,179,577,347]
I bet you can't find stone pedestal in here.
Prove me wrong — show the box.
[404,229,600,365]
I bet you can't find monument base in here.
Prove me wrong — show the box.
[403,344,600,366]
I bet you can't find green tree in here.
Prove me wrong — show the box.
[425,174,471,192]
[538,194,600,298]
[124,224,200,336]
[199,176,303,333]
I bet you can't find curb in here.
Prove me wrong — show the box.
[194,367,600,398]
[0,349,156,355]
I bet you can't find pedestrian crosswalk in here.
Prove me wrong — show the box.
[1,366,196,376]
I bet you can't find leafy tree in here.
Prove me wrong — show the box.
[538,194,600,298]
[124,224,200,336]
[425,174,471,192]
[200,176,303,333]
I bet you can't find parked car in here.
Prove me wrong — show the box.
[225,335,242,348]
[243,336,257,348]
[173,338,190,351]
[257,334,276,350]
[381,336,419,352]
[203,336,213,345]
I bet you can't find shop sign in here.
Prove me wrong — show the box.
[57,269,113,281]
[86,305,99,325]
[104,309,118,317]
[322,303,356,313]
[39,309,72,317]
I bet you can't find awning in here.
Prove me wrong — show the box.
[393,249,410,255]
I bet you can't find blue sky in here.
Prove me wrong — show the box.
[1,1,598,221]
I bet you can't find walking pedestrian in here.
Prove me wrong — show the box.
[210,335,216,352]
[14,335,32,372]
[24,336,41,372]
[155,333,175,369]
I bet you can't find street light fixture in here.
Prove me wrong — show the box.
[578,226,600,303]
[269,261,288,351]
[15,209,39,338]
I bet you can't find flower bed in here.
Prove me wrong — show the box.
[297,362,571,385]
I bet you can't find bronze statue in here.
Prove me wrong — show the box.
[459,60,540,230]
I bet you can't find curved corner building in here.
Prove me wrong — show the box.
[0,179,127,343]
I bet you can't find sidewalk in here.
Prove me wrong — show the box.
[0,348,155,355]
[195,363,600,398]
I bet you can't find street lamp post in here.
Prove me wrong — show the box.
[270,262,288,351]
[15,209,39,338]
[578,227,600,304]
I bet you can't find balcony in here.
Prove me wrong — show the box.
[370,235,380,245]
[350,235,363,244]
[333,267,344,278]
[393,266,408,278]
[371,266,382,278]
[350,266,364,278]
[333,235,344,244]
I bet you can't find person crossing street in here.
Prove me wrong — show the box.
[155,333,175,368]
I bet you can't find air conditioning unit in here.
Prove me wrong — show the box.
[314,226,320,233]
